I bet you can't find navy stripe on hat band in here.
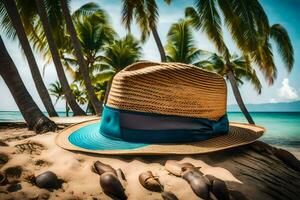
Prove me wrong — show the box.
[99,106,229,143]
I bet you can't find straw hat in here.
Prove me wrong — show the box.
[56,61,264,155]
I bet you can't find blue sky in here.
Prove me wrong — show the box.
[0,0,299,111]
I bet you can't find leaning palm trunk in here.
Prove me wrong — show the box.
[1,0,58,117]
[226,63,255,124]
[151,27,166,62]
[103,79,113,105]
[0,36,57,133]
[60,0,102,115]
[34,0,85,116]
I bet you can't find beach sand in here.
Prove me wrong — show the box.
[0,121,299,200]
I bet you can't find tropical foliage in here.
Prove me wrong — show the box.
[121,0,170,61]
[201,53,262,94]
[185,0,294,84]
[102,34,142,72]
[166,19,262,94]
[0,0,295,132]
[185,0,294,124]
[166,19,202,64]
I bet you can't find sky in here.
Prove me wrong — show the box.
[0,0,299,111]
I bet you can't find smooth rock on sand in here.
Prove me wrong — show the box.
[35,171,60,189]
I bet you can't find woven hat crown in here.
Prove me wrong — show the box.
[106,62,227,121]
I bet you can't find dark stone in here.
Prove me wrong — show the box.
[35,171,59,189]
[100,172,127,200]
[93,161,117,176]
[182,170,209,200]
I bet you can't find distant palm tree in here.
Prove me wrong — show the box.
[70,83,87,106]
[48,81,69,116]
[185,0,294,124]
[34,0,86,116]
[49,81,88,116]
[199,53,262,94]
[165,19,203,64]
[0,0,58,117]
[0,36,57,133]
[61,6,116,111]
[60,1,102,115]
[121,0,171,62]
[102,34,142,72]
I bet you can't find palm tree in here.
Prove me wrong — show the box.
[49,81,87,116]
[34,0,86,116]
[60,0,102,115]
[0,0,58,117]
[199,53,262,94]
[61,6,116,111]
[121,0,171,62]
[185,0,294,124]
[102,34,142,72]
[70,83,87,106]
[0,36,57,133]
[48,81,69,116]
[165,19,203,64]
[165,19,262,95]
[61,4,116,82]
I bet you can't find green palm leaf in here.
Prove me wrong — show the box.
[195,0,227,54]
[270,24,294,72]
[166,19,200,64]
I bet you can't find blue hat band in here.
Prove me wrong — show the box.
[99,106,229,143]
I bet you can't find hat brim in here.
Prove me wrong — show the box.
[55,119,265,155]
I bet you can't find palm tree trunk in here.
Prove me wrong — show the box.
[66,101,69,117]
[34,0,86,116]
[103,79,112,105]
[0,36,57,133]
[226,63,255,124]
[2,0,58,117]
[60,0,102,115]
[151,27,166,62]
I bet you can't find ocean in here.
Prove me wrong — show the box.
[1,111,300,149]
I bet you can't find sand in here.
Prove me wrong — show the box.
[0,121,299,200]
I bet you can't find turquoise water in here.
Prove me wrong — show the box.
[0,111,72,122]
[228,112,300,148]
[1,111,300,148]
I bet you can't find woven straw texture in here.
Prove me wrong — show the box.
[56,119,265,155]
[106,62,227,121]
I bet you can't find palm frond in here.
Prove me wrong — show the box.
[222,0,260,52]
[270,24,294,72]
[72,2,101,18]
[91,70,116,84]
[121,0,135,31]
[165,19,199,63]
[145,0,158,29]
[185,7,201,29]
[252,40,277,85]
[195,0,227,54]
[134,0,150,42]
[0,1,17,39]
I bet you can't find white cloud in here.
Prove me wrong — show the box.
[278,78,299,100]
